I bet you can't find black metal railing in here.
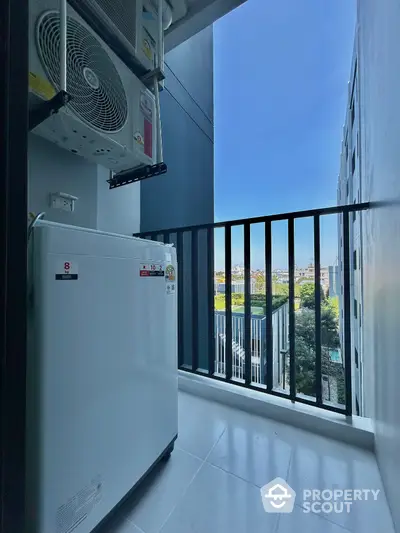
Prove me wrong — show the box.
[134,203,369,416]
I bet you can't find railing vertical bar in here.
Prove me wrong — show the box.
[314,215,322,405]
[244,222,252,385]
[191,229,199,371]
[222,315,225,374]
[163,232,169,244]
[265,220,273,391]
[177,231,184,368]
[225,226,233,381]
[343,211,353,416]
[288,218,296,401]
[207,228,215,376]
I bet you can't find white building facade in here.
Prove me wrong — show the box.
[337,31,365,416]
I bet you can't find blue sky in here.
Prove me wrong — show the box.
[213,0,356,270]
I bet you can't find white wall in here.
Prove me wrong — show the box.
[97,166,140,235]
[28,134,140,235]
[358,0,400,529]
[28,134,98,228]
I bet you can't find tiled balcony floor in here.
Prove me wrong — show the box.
[98,392,394,533]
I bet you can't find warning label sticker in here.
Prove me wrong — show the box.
[165,264,176,295]
[56,260,78,281]
[29,72,56,101]
[140,263,164,277]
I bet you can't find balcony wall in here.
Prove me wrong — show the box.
[28,135,141,235]
[140,25,214,232]
[357,0,400,529]
[140,27,214,371]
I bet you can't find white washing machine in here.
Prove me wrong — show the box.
[27,221,178,533]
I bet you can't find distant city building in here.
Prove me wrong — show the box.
[216,280,256,294]
[232,265,244,275]
[337,37,364,416]
[214,303,289,388]
[328,265,340,298]
[294,264,329,289]
[320,267,330,289]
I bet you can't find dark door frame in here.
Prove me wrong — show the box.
[0,0,29,531]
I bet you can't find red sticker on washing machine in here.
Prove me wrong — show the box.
[140,263,164,277]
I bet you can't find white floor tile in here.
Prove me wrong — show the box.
[207,422,292,487]
[176,393,227,459]
[160,463,279,533]
[105,393,395,533]
[287,433,395,532]
[125,448,201,533]
[277,504,352,533]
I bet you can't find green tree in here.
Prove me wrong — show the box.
[299,282,325,309]
[289,308,344,403]
[320,304,340,348]
[295,307,340,350]
[232,293,244,304]
[253,272,265,294]
[324,296,339,320]
[273,283,289,297]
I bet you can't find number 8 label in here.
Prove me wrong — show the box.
[64,262,70,271]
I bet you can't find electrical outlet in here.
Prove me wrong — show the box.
[50,193,78,212]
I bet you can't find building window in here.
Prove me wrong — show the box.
[353,200,357,221]
[351,60,357,101]
[356,396,360,416]
[355,347,359,368]
[350,61,357,128]
[354,298,358,319]
[360,303,362,327]
[352,150,356,175]
[353,250,357,270]
[341,284,343,295]
[346,181,349,198]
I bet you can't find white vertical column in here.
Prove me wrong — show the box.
[60,0,67,92]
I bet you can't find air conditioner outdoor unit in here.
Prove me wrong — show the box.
[29,0,157,172]
[27,220,178,533]
[68,0,169,73]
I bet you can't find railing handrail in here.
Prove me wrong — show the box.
[133,202,370,237]
[139,202,370,417]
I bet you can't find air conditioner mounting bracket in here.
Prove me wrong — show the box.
[107,162,168,189]
[29,91,72,131]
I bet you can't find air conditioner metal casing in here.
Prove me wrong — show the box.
[68,0,161,73]
[29,0,156,172]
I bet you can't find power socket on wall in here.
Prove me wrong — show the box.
[49,192,78,212]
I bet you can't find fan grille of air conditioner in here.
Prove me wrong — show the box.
[85,0,137,49]
[36,11,128,133]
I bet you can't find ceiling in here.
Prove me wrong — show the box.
[165,0,247,51]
